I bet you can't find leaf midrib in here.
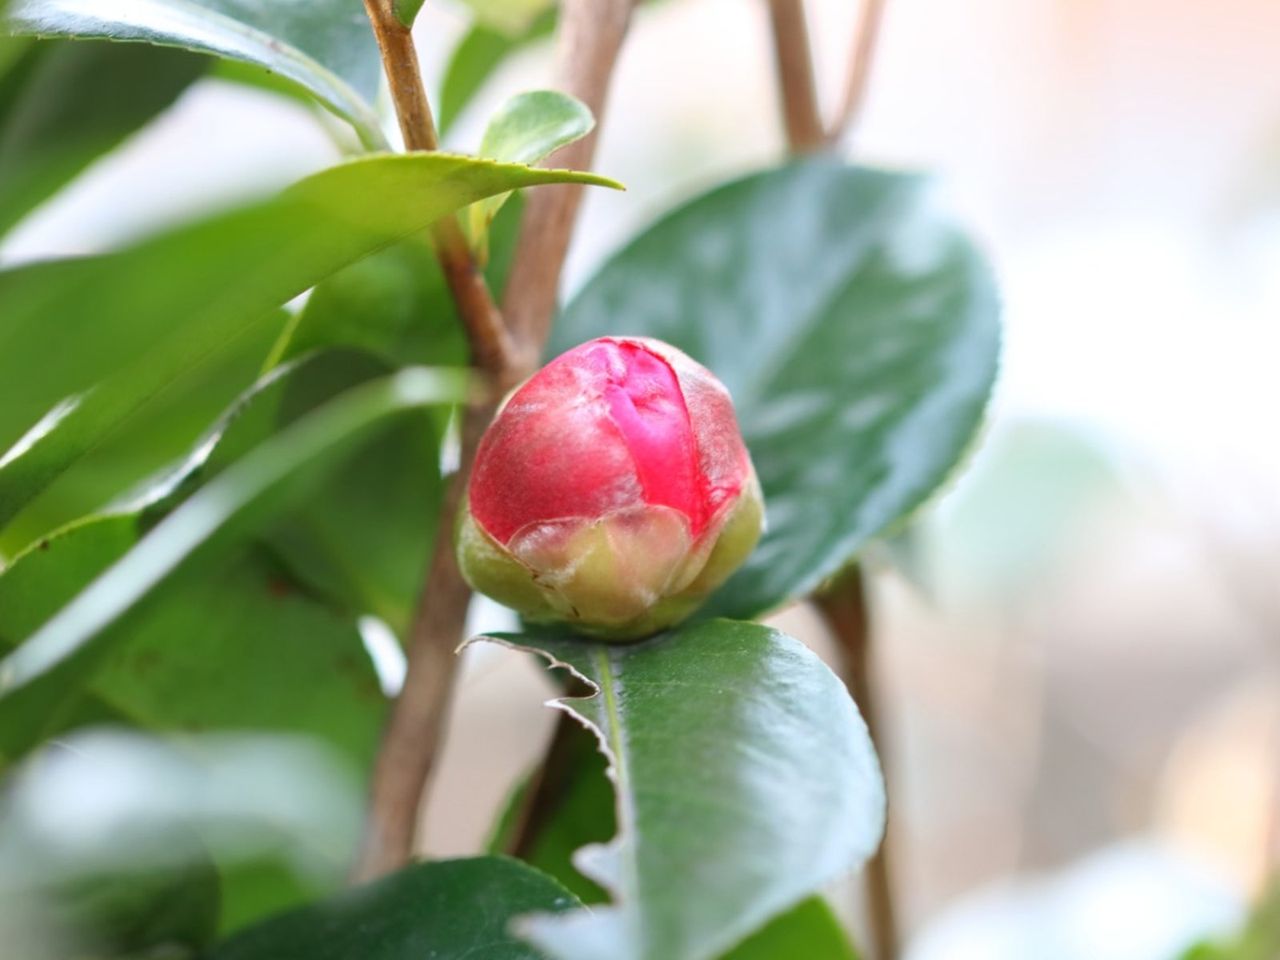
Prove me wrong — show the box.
[591,644,645,951]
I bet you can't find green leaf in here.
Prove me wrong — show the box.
[0,311,283,562]
[0,525,387,771]
[262,417,439,637]
[480,90,594,166]
[469,90,593,248]
[0,39,205,236]
[280,191,527,372]
[551,157,1001,620]
[260,196,525,632]
[208,857,580,960]
[0,367,464,754]
[278,235,458,370]
[488,727,859,959]
[477,619,885,960]
[721,898,858,960]
[95,547,386,766]
[438,10,556,139]
[0,152,620,556]
[456,0,554,36]
[223,350,446,638]
[1182,880,1280,960]
[5,0,386,148]
[392,0,425,29]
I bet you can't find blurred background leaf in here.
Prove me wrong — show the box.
[0,729,368,944]
[455,0,554,37]
[1181,880,1280,960]
[0,367,463,766]
[0,40,206,236]
[438,7,555,139]
[722,898,859,960]
[208,856,580,960]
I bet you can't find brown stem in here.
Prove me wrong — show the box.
[354,402,494,882]
[828,0,888,144]
[506,710,586,859]
[354,0,517,882]
[433,219,522,386]
[816,568,900,960]
[363,0,439,152]
[501,0,635,355]
[765,0,826,153]
[362,0,519,383]
[353,0,636,881]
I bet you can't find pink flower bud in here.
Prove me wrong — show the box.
[458,336,764,640]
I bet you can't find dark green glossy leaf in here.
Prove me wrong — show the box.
[0,39,205,236]
[0,153,619,556]
[5,0,385,147]
[279,239,460,370]
[478,619,885,960]
[0,367,464,756]
[488,726,858,959]
[488,732,860,957]
[487,735,857,960]
[0,518,385,769]
[94,548,386,765]
[208,857,580,960]
[260,197,528,632]
[552,157,1000,620]
[0,312,283,562]
[438,9,555,139]
[214,350,444,638]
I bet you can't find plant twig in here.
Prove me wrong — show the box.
[355,0,517,883]
[501,0,635,356]
[362,0,519,382]
[827,0,888,144]
[816,568,900,960]
[356,401,493,883]
[765,0,825,153]
[363,0,440,152]
[505,710,588,859]
[354,0,635,882]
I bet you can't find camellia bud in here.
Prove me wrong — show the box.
[458,336,764,641]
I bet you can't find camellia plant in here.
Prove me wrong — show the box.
[0,2,1002,959]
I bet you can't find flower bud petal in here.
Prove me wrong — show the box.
[459,336,763,640]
